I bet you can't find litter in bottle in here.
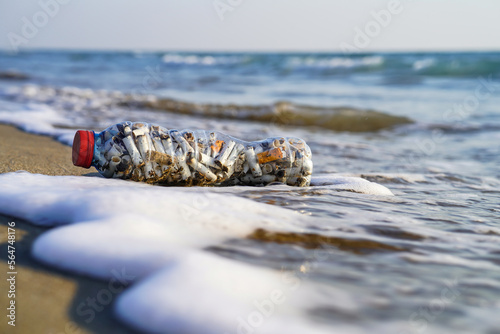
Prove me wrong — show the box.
[72,121,313,187]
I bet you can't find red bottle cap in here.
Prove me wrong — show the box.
[72,130,95,168]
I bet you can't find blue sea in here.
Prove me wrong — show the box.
[0,50,499,334]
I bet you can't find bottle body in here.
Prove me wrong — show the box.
[90,121,312,187]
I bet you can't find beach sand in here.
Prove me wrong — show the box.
[0,124,87,176]
[0,124,137,334]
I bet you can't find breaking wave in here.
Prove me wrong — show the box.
[3,84,413,132]
[286,55,384,70]
[142,98,412,132]
[162,53,248,66]
[157,52,500,77]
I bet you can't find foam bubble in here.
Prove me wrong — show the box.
[310,175,394,196]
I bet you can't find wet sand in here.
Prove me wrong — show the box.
[0,124,87,176]
[0,124,136,334]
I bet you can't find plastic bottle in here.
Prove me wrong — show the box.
[72,121,313,187]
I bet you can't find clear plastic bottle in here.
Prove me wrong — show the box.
[72,121,313,186]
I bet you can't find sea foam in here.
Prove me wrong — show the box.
[0,171,395,333]
[311,174,394,196]
[115,251,347,334]
[0,172,306,277]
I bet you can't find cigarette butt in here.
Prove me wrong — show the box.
[106,156,121,178]
[110,156,121,166]
[135,135,150,160]
[116,155,131,172]
[298,176,310,187]
[187,156,217,182]
[132,122,147,130]
[234,152,246,173]
[226,143,243,168]
[151,134,165,154]
[122,135,143,166]
[101,156,119,178]
[261,163,273,174]
[161,136,175,156]
[161,163,171,174]
[194,130,210,154]
[144,161,156,179]
[154,164,162,178]
[244,146,262,177]
[198,152,216,168]
[225,162,236,178]
[288,166,303,177]
[215,141,235,167]
[183,131,195,143]
[123,125,132,137]
[132,167,144,181]
[105,143,122,160]
[302,158,313,176]
[166,132,180,170]
[286,144,295,166]
[288,137,305,149]
[133,127,149,138]
[257,147,285,164]
[138,132,162,177]
[175,149,191,180]
[211,140,224,155]
[170,130,194,153]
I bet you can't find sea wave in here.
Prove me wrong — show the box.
[286,55,384,70]
[162,53,247,66]
[143,98,412,132]
[157,52,500,78]
[409,55,500,77]
[3,84,413,132]
[412,58,436,71]
[0,70,30,80]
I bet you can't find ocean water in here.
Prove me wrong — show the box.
[0,51,499,333]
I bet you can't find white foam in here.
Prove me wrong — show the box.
[0,172,306,276]
[115,251,360,334]
[162,53,244,66]
[287,56,384,69]
[413,58,436,71]
[0,104,75,144]
[310,175,394,196]
[0,172,378,333]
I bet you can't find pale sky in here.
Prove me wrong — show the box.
[0,0,499,52]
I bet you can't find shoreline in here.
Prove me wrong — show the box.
[0,124,136,334]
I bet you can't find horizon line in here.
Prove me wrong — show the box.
[2,46,500,55]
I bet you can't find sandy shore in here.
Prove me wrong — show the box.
[0,124,137,334]
[0,124,88,176]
